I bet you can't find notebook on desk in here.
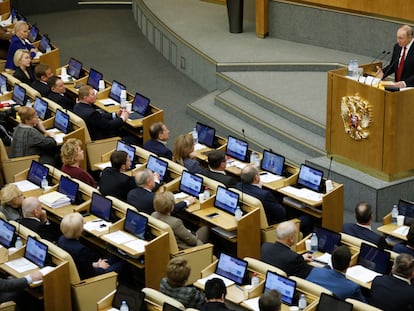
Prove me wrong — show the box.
[260,150,285,183]
[53,109,70,134]
[89,192,112,222]
[195,122,215,149]
[315,226,341,254]
[124,209,148,240]
[0,73,7,94]
[316,293,353,311]
[100,80,126,106]
[0,219,16,249]
[28,25,39,42]
[398,199,414,225]
[5,236,48,273]
[5,83,26,106]
[116,140,136,164]
[57,175,79,204]
[27,160,49,188]
[38,36,51,53]
[87,68,103,91]
[67,57,82,80]
[33,97,48,120]
[293,164,323,192]
[244,271,297,310]
[214,185,239,216]
[128,92,150,120]
[178,170,203,198]
[226,135,249,163]
[146,155,168,182]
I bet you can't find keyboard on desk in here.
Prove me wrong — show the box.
[280,186,322,202]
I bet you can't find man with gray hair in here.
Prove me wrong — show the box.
[259,290,281,311]
[19,197,59,242]
[369,253,414,310]
[235,165,286,225]
[260,220,313,278]
[127,168,195,215]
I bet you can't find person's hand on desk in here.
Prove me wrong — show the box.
[375,66,384,79]
[185,196,197,206]
[394,81,406,88]
[117,109,130,121]
[302,253,313,262]
[93,258,110,269]
[27,270,43,284]
[153,172,161,184]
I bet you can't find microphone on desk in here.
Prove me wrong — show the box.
[241,128,251,163]
[325,157,334,193]
[369,50,387,65]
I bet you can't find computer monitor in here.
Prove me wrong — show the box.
[215,253,248,285]
[124,209,148,240]
[0,219,16,249]
[263,271,297,306]
[214,186,239,215]
[87,68,103,91]
[109,80,126,102]
[38,36,50,53]
[196,122,215,148]
[357,242,391,275]
[314,226,341,253]
[162,303,181,311]
[0,73,7,92]
[398,199,414,225]
[27,161,49,187]
[131,92,150,116]
[226,135,248,162]
[90,192,112,222]
[116,140,135,163]
[28,25,39,42]
[146,155,168,182]
[34,97,48,120]
[12,84,26,105]
[57,175,79,204]
[54,109,70,134]
[67,58,82,80]
[179,171,203,197]
[24,236,48,268]
[316,293,353,311]
[297,164,323,192]
[261,150,285,176]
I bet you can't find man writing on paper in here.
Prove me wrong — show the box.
[376,24,414,88]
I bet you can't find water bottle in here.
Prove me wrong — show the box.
[46,44,52,53]
[41,175,48,191]
[192,127,198,145]
[348,59,353,77]
[250,151,260,168]
[0,83,6,94]
[120,89,127,109]
[119,300,129,311]
[203,188,210,200]
[251,272,259,287]
[298,294,307,310]
[235,206,243,220]
[15,236,22,249]
[392,204,399,225]
[25,98,31,107]
[352,59,359,79]
[310,232,318,253]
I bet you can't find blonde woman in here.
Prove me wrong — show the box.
[61,138,96,187]
[0,184,24,220]
[12,49,34,85]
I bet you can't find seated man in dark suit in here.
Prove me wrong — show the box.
[201,150,238,188]
[99,150,136,201]
[31,64,53,97]
[18,196,59,242]
[143,121,173,160]
[74,85,129,140]
[369,253,414,311]
[127,168,194,215]
[261,220,313,278]
[306,245,366,302]
[47,75,76,111]
[200,278,236,311]
[342,201,387,249]
[235,165,285,225]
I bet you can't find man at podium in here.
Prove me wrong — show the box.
[376,24,414,88]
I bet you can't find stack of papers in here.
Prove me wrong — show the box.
[197,273,234,287]
[103,231,147,253]
[393,225,409,236]
[346,265,381,283]
[280,186,322,202]
[5,257,38,273]
[13,180,39,192]
[39,191,71,208]
[260,172,283,183]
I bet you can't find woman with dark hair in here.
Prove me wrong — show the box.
[173,133,203,174]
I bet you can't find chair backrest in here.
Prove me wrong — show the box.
[345,298,382,311]
[0,138,9,160]
[160,157,186,176]
[134,145,156,162]
[340,232,377,249]
[147,213,179,253]
[10,220,40,241]
[142,288,185,310]
[244,257,287,277]
[289,276,333,297]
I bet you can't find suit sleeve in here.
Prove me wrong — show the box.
[89,110,124,131]
[171,218,198,246]
[0,276,27,291]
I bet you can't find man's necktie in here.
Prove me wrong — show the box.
[397,46,407,81]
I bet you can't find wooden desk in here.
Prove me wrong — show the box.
[377,223,408,241]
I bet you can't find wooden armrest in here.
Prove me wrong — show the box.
[97,289,116,310]
[0,301,16,311]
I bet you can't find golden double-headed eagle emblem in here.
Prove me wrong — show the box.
[340,94,371,140]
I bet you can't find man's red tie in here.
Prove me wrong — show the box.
[397,46,407,81]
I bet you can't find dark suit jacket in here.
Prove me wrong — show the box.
[369,274,414,311]
[383,43,414,86]
[13,67,34,85]
[98,167,136,201]
[0,276,28,304]
[200,302,234,311]
[18,218,59,242]
[235,182,285,225]
[57,236,97,279]
[73,102,124,140]
[48,91,75,111]
[31,80,50,97]
[6,34,35,69]
[127,186,187,215]
[261,242,313,278]
[201,168,238,188]
[342,223,387,249]
[143,139,172,160]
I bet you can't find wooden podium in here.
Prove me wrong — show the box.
[326,63,414,181]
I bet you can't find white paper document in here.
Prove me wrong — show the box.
[84,220,111,232]
[5,257,38,273]
[197,273,235,287]
[243,297,260,311]
[13,180,39,192]
[346,265,381,283]
[103,231,136,245]
[100,98,120,106]
[393,225,409,236]
[260,172,283,183]
[280,186,322,202]
[124,239,147,253]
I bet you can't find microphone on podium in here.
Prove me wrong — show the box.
[369,50,387,65]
